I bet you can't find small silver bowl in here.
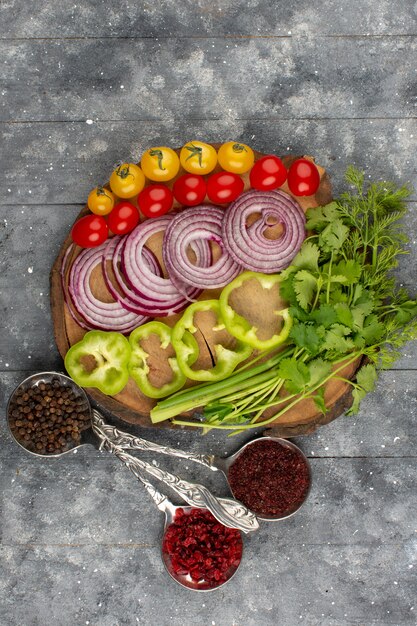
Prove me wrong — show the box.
[224,436,312,522]
[6,371,94,457]
[161,502,243,592]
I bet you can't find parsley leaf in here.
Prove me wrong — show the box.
[311,304,338,328]
[313,388,327,415]
[319,219,349,252]
[334,303,354,329]
[356,363,378,392]
[361,315,385,345]
[290,322,323,355]
[347,364,378,415]
[322,324,355,353]
[308,358,332,386]
[292,241,321,272]
[306,202,340,231]
[332,259,362,284]
[293,270,317,311]
[277,358,310,394]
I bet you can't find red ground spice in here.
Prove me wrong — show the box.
[162,508,243,589]
[227,439,310,518]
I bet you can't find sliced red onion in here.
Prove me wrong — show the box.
[163,206,241,290]
[68,241,148,333]
[102,237,164,315]
[61,244,94,331]
[222,189,306,273]
[122,215,204,316]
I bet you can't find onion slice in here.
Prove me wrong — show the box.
[122,215,204,316]
[68,241,148,333]
[163,205,241,290]
[222,189,306,273]
[61,244,94,331]
[102,237,165,315]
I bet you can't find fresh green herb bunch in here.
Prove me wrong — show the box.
[151,168,417,430]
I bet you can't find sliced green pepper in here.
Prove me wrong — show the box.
[128,321,198,398]
[171,300,252,382]
[64,330,131,395]
[219,271,293,351]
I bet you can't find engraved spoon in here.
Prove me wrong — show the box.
[115,461,243,591]
[91,410,258,532]
[7,372,259,533]
[95,419,312,521]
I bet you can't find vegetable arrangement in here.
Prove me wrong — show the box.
[149,168,417,429]
[63,139,416,432]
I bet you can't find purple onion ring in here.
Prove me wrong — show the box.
[222,189,306,273]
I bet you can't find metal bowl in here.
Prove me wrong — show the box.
[160,503,243,592]
[6,371,92,457]
[225,435,312,522]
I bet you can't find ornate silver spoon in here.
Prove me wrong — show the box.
[96,421,312,521]
[7,372,259,533]
[113,460,243,591]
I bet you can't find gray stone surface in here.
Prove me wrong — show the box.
[1,0,417,37]
[2,37,416,122]
[0,1,416,625]
[0,455,416,625]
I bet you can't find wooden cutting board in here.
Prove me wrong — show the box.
[50,146,363,436]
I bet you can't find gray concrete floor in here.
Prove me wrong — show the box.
[1,2,416,625]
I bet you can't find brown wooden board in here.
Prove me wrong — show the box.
[50,145,362,435]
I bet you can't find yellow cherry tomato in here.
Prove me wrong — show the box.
[180,141,217,175]
[87,187,115,215]
[217,141,255,174]
[141,146,180,182]
[109,163,145,198]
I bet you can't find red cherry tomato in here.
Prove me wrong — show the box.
[138,184,174,218]
[173,174,207,206]
[107,201,140,235]
[206,172,244,204]
[249,155,287,191]
[71,214,108,248]
[287,158,320,196]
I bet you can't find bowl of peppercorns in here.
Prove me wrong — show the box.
[7,372,92,456]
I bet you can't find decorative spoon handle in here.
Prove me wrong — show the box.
[92,411,258,534]
[93,416,216,470]
[116,450,168,511]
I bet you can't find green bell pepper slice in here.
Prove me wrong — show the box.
[128,321,198,399]
[64,330,131,395]
[219,271,293,351]
[171,300,252,382]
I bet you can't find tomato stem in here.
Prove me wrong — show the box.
[149,149,166,171]
[185,144,203,168]
[97,187,112,200]
[116,165,133,180]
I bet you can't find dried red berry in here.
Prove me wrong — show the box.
[162,508,243,589]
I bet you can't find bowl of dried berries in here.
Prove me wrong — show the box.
[161,506,243,591]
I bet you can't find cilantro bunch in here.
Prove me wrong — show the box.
[152,168,417,430]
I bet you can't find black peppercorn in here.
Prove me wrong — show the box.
[9,377,91,455]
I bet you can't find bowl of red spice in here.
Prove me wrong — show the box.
[161,506,243,591]
[226,436,311,521]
